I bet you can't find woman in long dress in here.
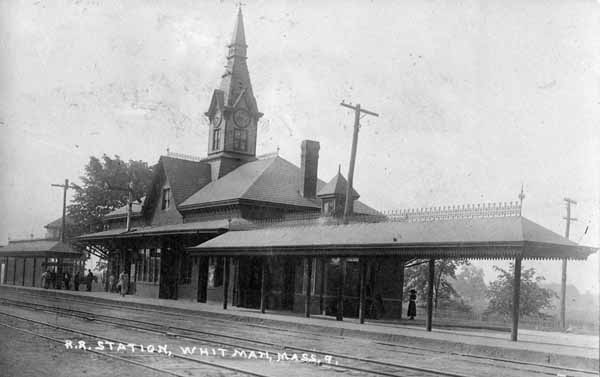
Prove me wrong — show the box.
[407,289,417,320]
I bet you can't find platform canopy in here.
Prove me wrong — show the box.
[0,239,83,258]
[188,216,595,260]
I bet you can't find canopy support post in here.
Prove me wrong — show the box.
[336,258,346,321]
[260,257,267,314]
[359,257,367,324]
[304,257,312,318]
[399,259,405,319]
[32,257,37,287]
[319,257,326,315]
[222,256,229,310]
[511,256,522,341]
[426,258,435,331]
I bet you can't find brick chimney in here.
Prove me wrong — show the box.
[300,140,320,198]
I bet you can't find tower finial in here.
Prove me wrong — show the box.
[231,2,247,47]
[338,164,341,174]
[518,183,525,216]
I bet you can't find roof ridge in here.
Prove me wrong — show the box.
[8,238,57,243]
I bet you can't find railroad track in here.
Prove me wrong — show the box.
[0,300,463,377]
[3,289,598,373]
[0,294,596,377]
[0,311,260,377]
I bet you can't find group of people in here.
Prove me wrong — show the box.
[41,269,96,291]
[107,270,129,297]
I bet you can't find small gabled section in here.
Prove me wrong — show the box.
[205,89,225,119]
[317,169,360,218]
[141,156,211,226]
[317,170,360,199]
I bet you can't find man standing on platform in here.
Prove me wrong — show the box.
[86,269,94,291]
[73,271,81,291]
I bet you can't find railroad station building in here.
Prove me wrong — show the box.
[75,8,595,340]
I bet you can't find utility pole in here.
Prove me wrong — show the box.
[51,179,78,242]
[340,101,378,224]
[561,197,577,330]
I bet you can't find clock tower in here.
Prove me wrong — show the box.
[205,7,263,180]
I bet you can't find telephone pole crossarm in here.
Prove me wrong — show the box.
[340,102,379,117]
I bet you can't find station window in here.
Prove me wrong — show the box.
[137,248,160,284]
[153,249,160,283]
[212,128,221,150]
[161,188,171,210]
[322,200,335,216]
[208,257,223,288]
[233,129,247,151]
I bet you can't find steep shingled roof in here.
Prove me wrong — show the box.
[179,155,378,215]
[104,156,211,220]
[160,156,212,206]
[317,171,359,198]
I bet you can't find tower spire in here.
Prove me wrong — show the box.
[204,7,262,179]
[231,5,246,48]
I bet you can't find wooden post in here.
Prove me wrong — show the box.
[426,258,435,332]
[22,258,27,286]
[560,259,567,329]
[340,102,379,223]
[32,257,37,287]
[319,257,326,315]
[222,257,229,310]
[359,258,367,324]
[232,257,239,306]
[336,258,346,321]
[398,260,405,319]
[304,257,313,317]
[13,258,17,285]
[260,257,268,313]
[511,256,523,341]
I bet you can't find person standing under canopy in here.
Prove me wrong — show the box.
[407,289,417,320]
[86,269,94,292]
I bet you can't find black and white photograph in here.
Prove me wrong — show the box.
[0,1,598,376]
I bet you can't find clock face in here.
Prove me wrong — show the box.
[233,109,251,128]
[212,111,222,128]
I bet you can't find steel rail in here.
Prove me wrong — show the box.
[0,321,191,377]
[0,310,268,377]
[0,300,453,377]
[3,290,597,376]
[1,296,592,377]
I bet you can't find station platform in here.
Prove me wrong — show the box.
[1,284,597,370]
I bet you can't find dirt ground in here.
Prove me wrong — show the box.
[0,326,170,377]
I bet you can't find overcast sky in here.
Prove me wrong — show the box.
[1,0,598,293]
